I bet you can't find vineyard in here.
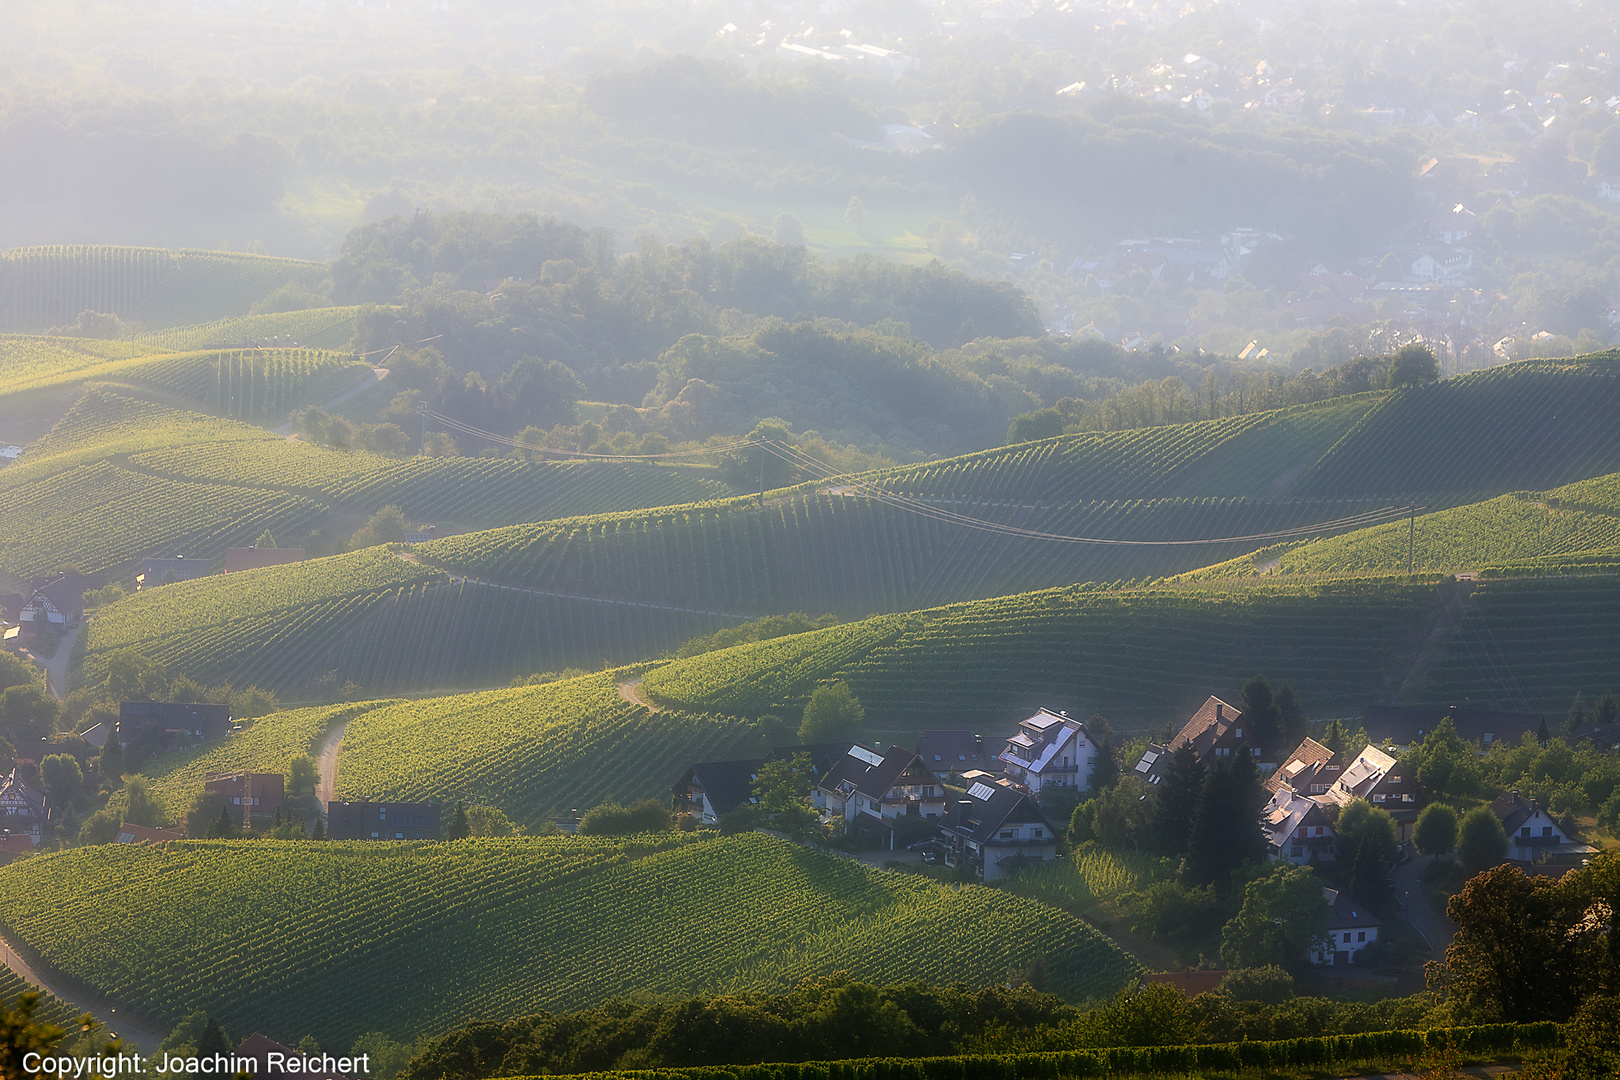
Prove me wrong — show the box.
[133,306,369,352]
[118,349,373,418]
[0,335,156,394]
[638,578,1442,724]
[0,967,81,1032]
[0,246,330,332]
[0,835,1137,1047]
[137,701,395,823]
[1415,574,1620,711]
[334,673,759,822]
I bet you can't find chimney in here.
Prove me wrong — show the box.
[1215,702,1224,721]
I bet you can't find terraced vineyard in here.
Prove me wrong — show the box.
[138,702,394,822]
[1417,575,1620,711]
[133,306,368,352]
[0,246,330,331]
[119,349,372,418]
[334,673,758,822]
[638,578,1441,724]
[0,334,157,393]
[0,835,1137,1046]
[0,967,82,1031]
[2,388,732,585]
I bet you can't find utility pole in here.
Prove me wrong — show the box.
[758,443,766,506]
[1408,504,1416,574]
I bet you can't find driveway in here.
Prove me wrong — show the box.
[0,933,160,1053]
[1395,852,1456,957]
[39,623,83,701]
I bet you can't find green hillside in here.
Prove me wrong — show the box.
[334,673,757,823]
[4,388,731,583]
[133,306,367,352]
[0,246,330,332]
[0,835,1138,1047]
[80,355,1620,696]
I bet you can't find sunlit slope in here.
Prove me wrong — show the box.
[96,357,1620,696]
[0,246,330,331]
[333,673,757,823]
[133,306,367,352]
[637,579,1440,724]
[3,388,730,581]
[0,835,1138,1047]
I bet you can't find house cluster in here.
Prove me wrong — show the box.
[2,573,89,644]
[676,707,1100,880]
[137,547,306,589]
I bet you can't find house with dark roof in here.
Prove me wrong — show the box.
[997,708,1097,794]
[1363,705,1542,749]
[1266,738,1343,798]
[235,1033,351,1080]
[1492,791,1575,861]
[917,730,993,775]
[137,556,213,589]
[1313,887,1383,966]
[816,743,944,830]
[18,575,88,640]
[940,777,1058,881]
[115,823,186,846]
[673,758,767,825]
[205,771,285,829]
[327,800,441,841]
[117,701,232,748]
[1133,696,1273,783]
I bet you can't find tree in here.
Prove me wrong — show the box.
[1386,343,1439,388]
[254,529,277,549]
[1273,684,1306,750]
[1568,692,1593,740]
[772,214,805,246]
[843,196,869,233]
[286,755,319,799]
[1238,676,1280,748]
[1402,717,1484,799]
[1006,408,1064,444]
[76,808,120,845]
[1563,993,1620,1080]
[577,798,673,836]
[1321,718,1344,756]
[310,817,326,840]
[207,804,240,839]
[1414,803,1458,855]
[39,754,82,808]
[753,753,818,836]
[0,653,40,696]
[185,791,227,838]
[356,423,411,455]
[96,732,124,785]
[421,431,459,457]
[349,505,408,550]
[444,802,471,841]
[1078,776,1153,851]
[1350,830,1397,911]
[1147,744,1204,857]
[1598,692,1620,729]
[466,805,524,837]
[1457,806,1508,875]
[0,684,58,746]
[1376,253,1404,281]
[1439,863,1581,1021]
[1215,966,1295,1004]
[1184,753,1268,886]
[1089,733,1121,792]
[196,1017,232,1060]
[798,681,864,743]
[494,357,584,431]
[1221,863,1330,968]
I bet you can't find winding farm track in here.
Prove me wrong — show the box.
[39,623,83,701]
[272,366,389,437]
[0,932,161,1053]
[617,678,660,712]
[315,717,352,813]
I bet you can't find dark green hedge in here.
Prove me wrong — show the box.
[541,1023,1560,1080]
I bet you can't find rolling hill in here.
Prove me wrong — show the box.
[0,835,1139,1048]
[2,388,732,583]
[85,353,1620,696]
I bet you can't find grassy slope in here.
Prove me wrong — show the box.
[0,835,1138,1047]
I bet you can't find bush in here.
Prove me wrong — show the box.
[1456,806,1508,876]
[798,681,864,742]
[577,798,673,836]
[76,808,120,845]
[1216,966,1295,1005]
[1414,803,1458,855]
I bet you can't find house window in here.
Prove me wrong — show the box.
[1358,932,1366,942]
[1522,827,1532,837]
[1402,794,1413,802]
[1235,728,1243,738]
[1000,829,1014,838]
[1343,932,1352,943]
[1544,826,1553,837]
[1315,826,1324,835]
[934,755,941,761]
[233,797,241,805]
[1033,829,1042,837]
[958,754,966,761]
[1373,794,1385,803]
[395,832,404,839]
[370,831,379,838]
[1291,847,1303,857]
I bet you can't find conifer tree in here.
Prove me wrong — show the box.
[1184,752,1267,887]
[1149,744,1204,856]
[446,802,470,841]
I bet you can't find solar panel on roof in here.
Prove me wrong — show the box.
[847,745,885,767]
[967,782,997,801]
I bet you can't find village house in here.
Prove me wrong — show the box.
[1262,787,1337,864]
[1133,696,1273,784]
[1313,887,1383,966]
[114,823,186,846]
[327,799,441,841]
[997,708,1097,794]
[1363,704,1543,749]
[673,743,851,825]
[815,743,945,838]
[116,701,232,748]
[137,556,213,589]
[206,771,285,828]
[917,730,992,776]
[1323,744,1426,842]
[1263,737,1429,852]
[940,776,1058,881]
[17,575,87,641]
[1491,790,1583,862]
[0,769,46,845]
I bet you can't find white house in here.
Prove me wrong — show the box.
[940,777,1058,881]
[1262,788,1337,864]
[1492,791,1570,860]
[816,743,945,830]
[18,575,86,641]
[997,708,1097,794]
[1313,887,1382,966]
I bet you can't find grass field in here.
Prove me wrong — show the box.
[0,834,1138,1047]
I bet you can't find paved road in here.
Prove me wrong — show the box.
[1395,852,1456,957]
[0,932,161,1053]
[39,623,83,701]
